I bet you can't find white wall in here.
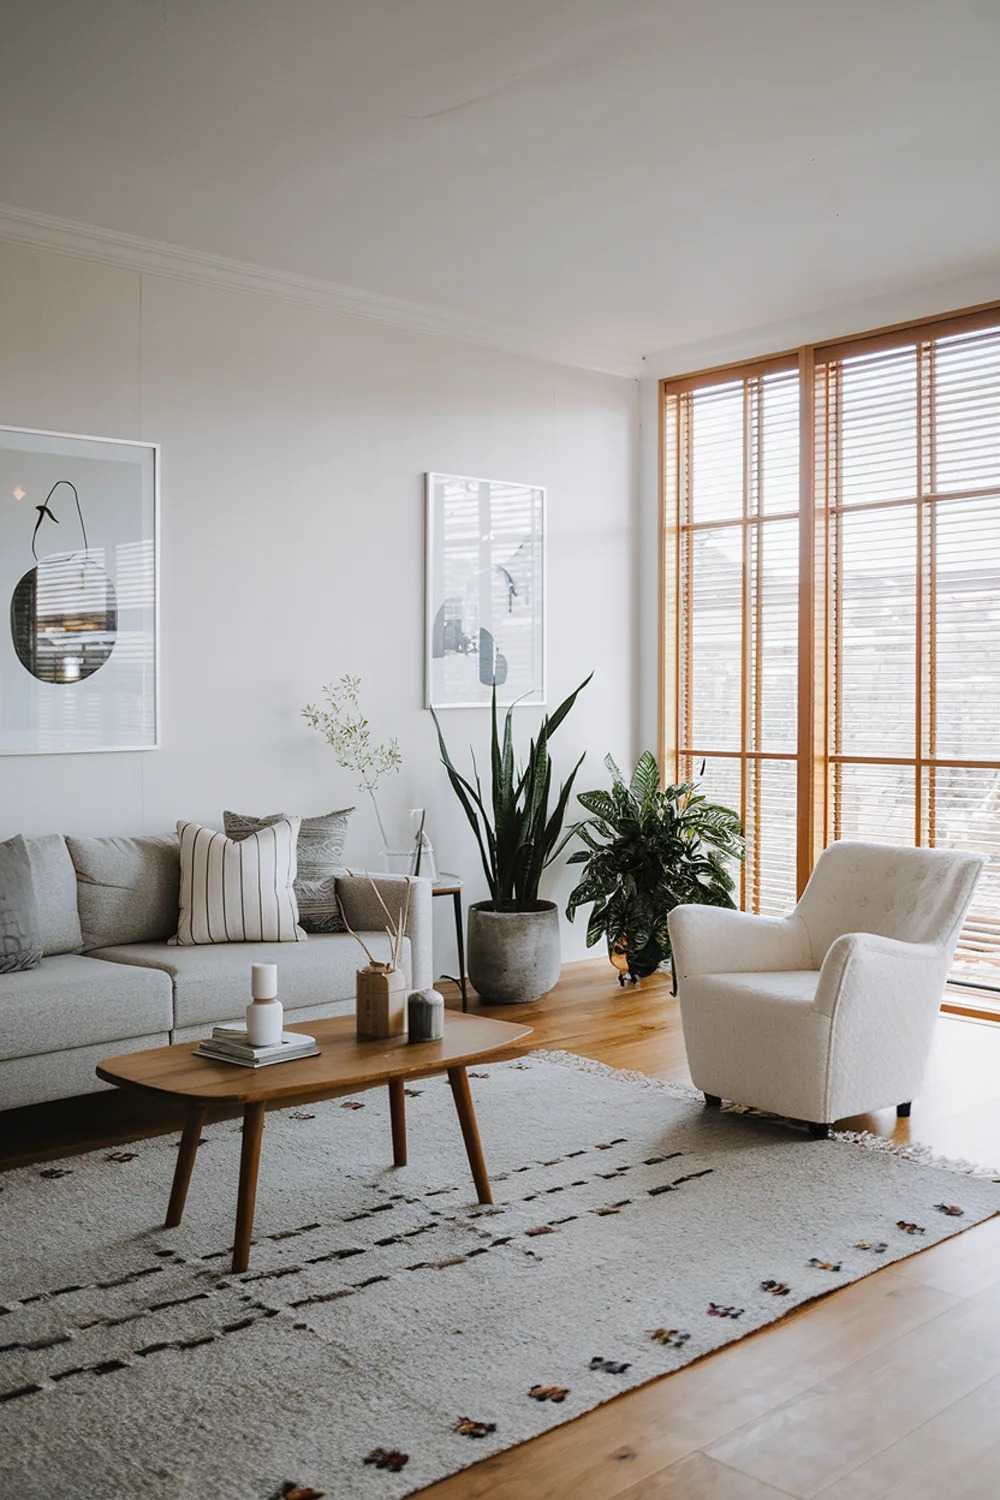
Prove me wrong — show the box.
[0,240,639,970]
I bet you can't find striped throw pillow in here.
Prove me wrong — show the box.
[172,819,305,945]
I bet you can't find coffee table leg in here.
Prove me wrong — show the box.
[388,1077,407,1166]
[233,1101,266,1273]
[165,1102,207,1228]
[447,1065,493,1204]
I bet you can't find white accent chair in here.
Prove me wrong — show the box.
[668,841,984,1137]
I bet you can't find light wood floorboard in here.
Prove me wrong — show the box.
[3,958,998,1498]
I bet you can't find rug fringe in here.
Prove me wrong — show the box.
[528,1049,1000,1181]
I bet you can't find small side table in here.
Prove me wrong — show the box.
[432,872,469,1011]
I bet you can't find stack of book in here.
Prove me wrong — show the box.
[195,1025,320,1068]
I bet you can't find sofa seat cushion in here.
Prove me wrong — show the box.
[90,932,410,1029]
[0,955,173,1063]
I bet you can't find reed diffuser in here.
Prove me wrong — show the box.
[340,875,412,1040]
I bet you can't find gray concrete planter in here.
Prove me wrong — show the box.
[467,900,561,1005]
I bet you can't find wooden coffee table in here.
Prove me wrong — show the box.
[96,1014,531,1272]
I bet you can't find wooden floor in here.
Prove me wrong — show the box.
[4,959,1000,1498]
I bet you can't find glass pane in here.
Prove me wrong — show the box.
[689,381,743,523]
[748,519,798,753]
[684,526,742,751]
[752,371,799,516]
[931,493,1000,760]
[933,325,1000,495]
[839,346,917,506]
[680,754,743,902]
[927,765,1000,988]
[830,762,916,845]
[833,505,916,756]
[746,758,797,917]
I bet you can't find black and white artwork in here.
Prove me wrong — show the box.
[425,472,545,708]
[0,426,158,754]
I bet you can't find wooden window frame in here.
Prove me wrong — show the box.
[659,298,1000,1020]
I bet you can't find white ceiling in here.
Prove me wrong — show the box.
[2,0,1000,375]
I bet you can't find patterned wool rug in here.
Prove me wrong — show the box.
[1,1050,997,1499]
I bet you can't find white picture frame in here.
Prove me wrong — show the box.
[0,424,159,755]
[425,471,546,709]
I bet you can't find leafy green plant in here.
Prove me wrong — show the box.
[565,752,744,982]
[430,674,592,908]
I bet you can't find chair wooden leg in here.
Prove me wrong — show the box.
[897,1101,912,1118]
[388,1077,407,1166]
[807,1122,831,1140]
[448,1065,493,1204]
[165,1102,207,1227]
[232,1101,266,1273]
[704,1093,722,1108]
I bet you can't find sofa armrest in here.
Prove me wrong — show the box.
[813,932,944,1019]
[668,904,812,982]
[335,874,433,990]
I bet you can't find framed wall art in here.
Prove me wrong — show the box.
[0,425,159,754]
[425,472,545,709]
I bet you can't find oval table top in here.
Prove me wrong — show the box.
[96,1012,532,1105]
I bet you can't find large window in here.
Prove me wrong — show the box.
[662,307,1000,1000]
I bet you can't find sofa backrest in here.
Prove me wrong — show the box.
[22,835,83,956]
[67,835,180,951]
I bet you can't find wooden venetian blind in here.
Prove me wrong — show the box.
[666,362,800,916]
[816,317,1000,990]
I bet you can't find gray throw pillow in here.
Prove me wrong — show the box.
[0,835,43,973]
[223,808,353,933]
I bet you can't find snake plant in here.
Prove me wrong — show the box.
[430,674,592,908]
[565,752,744,982]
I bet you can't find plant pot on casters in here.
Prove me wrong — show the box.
[468,899,562,1005]
[431,673,592,1008]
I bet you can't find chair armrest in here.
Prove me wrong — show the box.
[668,905,812,980]
[335,874,433,990]
[813,932,944,1019]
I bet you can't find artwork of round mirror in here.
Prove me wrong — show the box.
[10,552,118,684]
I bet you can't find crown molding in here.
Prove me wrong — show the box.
[0,200,639,379]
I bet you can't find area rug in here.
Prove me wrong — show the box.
[1,1051,997,1499]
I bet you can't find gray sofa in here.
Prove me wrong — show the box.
[0,833,432,1111]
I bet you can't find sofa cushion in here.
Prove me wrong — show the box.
[67,834,181,950]
[0,954,173,1062]
[22,835,83,956]
[91,931,410,1029]
[0,835,42,973]
[173,819,305,945]
[224,808,352,934]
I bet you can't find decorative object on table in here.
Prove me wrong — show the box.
[0,834,42,973]
[565,752,743,985]
[194,1024,319,1069]
[670,840,985,1133]
[246,962,282,1046]
[224,807,353,933]
[432,673,591,1002]
[172,818,305,945]
[381,807,438,880]
[407,986,445,1042]
[0,424,158,755]
[341,874,413,1039]
[302,673,401,850]
[432,872,469,1010]
[17,1051,998,1497]
[425,472,545,708]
